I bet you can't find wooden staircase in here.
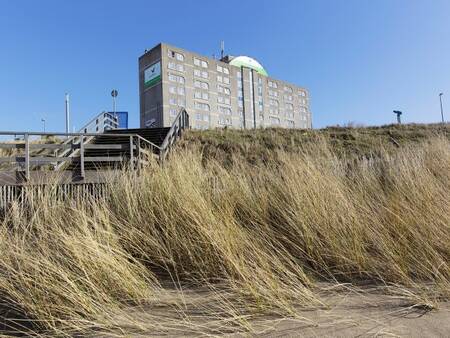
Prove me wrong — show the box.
[0,109,189,185]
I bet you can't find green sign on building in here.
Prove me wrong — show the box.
[144,61,161,88]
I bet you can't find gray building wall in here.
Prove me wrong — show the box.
[139,43,312,129]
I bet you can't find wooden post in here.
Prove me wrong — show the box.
[129,136,134,170]
[137,138,141,171]
[24,133,30,182]
[80,135,85,178]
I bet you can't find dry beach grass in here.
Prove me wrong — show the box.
[0,125,449,336]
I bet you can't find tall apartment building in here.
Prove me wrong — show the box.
[139,43,312,129]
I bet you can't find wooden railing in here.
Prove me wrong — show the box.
[0,131,159,185]
[0,109,190,185]
[159,108,190,163]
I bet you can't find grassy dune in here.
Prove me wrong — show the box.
[0,124,449,336]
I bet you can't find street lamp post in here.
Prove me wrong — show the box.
[111,89,118,128]
[41,118,46,133]
[439,93,445,123]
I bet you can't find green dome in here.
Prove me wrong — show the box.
[229,56,268,76]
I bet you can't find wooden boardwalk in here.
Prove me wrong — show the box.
[0,109,189,210]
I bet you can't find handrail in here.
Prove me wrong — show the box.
[0,109,189,183]
[159,108,189,162]
[0,131,146,138]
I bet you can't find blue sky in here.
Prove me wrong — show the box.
[0,0,449,131]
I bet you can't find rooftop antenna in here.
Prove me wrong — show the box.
[220,41,225,59]
[393,110,402,124]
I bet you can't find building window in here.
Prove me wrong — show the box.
[194,90,208,100]
[201,60,208,68]
[238,101,243,108]
[219,106,232,115]
[170,108,178,117]
[217,96,231,105]
[237,71,242,78]
[299,90,306,97]
[286,103,294,110]
[269,107,279,115]
[269,99,279,106]
[176,53,184,61]
[168,50,184,62]
[168,62,176,70]
[168,62,184,72]
[287,111,294,119]
[269,116,280,125]
[169,85,185,96]
[258,77,262,84]
[194,58,201,67]
[194,101,210,111]
[284,86,293,93]
[287,120,295,128]
[168,73,185,84]
[201,70,208,79]
[268,80,278,89]
[194,80,209,90]
[268,90,278,97]
[218,116,232,126]
[223,76,230,84]
[194,69,201,77]
[196,113,209,122]
[223,67,229,75]
[284,94,293,101]
[217,75,223,83]
[218,85,231,95]
[217,65,223,72]
[169,97,177,105]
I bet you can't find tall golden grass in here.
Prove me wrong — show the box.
[0,134,449,336]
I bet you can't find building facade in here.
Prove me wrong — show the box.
[139,43,312,129]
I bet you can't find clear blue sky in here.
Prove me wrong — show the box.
[1,0,449,131]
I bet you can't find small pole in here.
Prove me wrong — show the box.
[24,133,30,182]
[41,118,46,133]
[129,136,134,170]
[65,93,70,136]
[79,135,85,178]
[111,89,118,123]
[439,93,445,123]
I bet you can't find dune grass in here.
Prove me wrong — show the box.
[0,128,449,336]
